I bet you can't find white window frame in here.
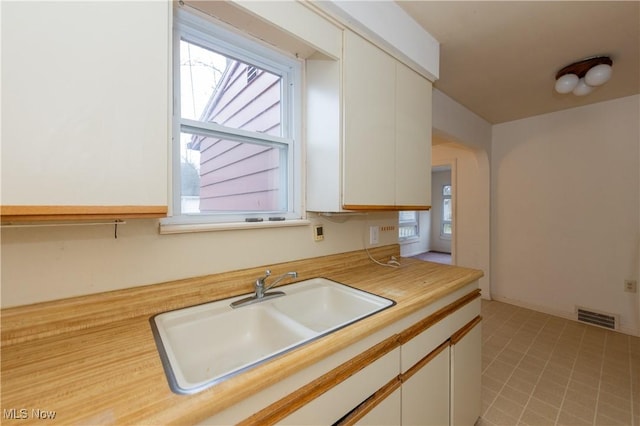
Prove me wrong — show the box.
[162,7,303,230]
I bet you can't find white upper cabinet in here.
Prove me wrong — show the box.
[342,30,397,208]
[395,62,432,207]
[306,30,432,212]
[1,1,169,220]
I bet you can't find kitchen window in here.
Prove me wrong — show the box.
[399,211,419,240]
[164,8,302,229]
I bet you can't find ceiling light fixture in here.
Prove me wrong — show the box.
[554,56,613,96]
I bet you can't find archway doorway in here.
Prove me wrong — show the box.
[409,163,455,265]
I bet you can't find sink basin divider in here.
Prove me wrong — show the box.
[230,290,286,309]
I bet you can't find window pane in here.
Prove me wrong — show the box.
[442,185,452,196]
[399,210,417,223]
[181,131,287,213]
[180,40,282,137]
[399,225,418,239]
[442,223,452,235]
[399,211,418,239]
[443,198,452,221]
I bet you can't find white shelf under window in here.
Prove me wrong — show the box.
[159,218,310,234]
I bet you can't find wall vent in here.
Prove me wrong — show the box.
[576,306,618,330]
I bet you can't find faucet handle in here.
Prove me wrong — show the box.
[256,270,271,287]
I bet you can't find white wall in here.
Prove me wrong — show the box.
[432,89,492,299]
[432,89,492,155]
[432,143,491,299]
[313,0,439,81]
[491,95,640,336]
[0,213,398,307]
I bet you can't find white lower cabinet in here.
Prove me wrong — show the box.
[401,343,450,426]
[355,387,401,426]
[338,298,481,426]
[451,319,482,426]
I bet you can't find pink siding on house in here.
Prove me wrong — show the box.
[200,190,279,212]
[194,61,284,212]
[201,145,280,177]
[201,168,280,198]
[204,67,281,136]
[200,145,280,188]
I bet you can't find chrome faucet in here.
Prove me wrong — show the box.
[254,269,298,298]
[230,269,298,308]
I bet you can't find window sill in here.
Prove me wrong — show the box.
[399,237,420,245]
[159,219,311,235]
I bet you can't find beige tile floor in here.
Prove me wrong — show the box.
[479,300,640,426]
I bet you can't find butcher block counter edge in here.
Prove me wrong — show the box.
[1,245,484,425]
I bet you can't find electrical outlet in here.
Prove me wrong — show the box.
[369,226,379,245]
[624,279,637,293]
[313,225,324,241]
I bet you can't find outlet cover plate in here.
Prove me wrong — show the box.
[313,225,324,241]
[369,226,379,245]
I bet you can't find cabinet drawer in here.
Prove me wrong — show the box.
[280,347,400,425]
[401,298,480,373]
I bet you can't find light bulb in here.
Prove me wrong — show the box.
[555,73,579,94]
[572,78,593,96]
[585,63,612,86]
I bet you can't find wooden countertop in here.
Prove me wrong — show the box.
[1,246,483,425]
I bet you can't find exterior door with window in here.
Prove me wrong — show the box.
[430,170,452,253]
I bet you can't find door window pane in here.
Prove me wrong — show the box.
[441,185,452,238]
[443,198,452,222]
[442,223,452,235]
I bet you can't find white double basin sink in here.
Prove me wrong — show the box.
[150,278,395,394]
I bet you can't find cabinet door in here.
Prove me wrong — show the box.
[450,318,482,426]
[306,58,343,212]
[342,30,395,208]
[1,1,168,219]
[355,387,401,426]
[402,343,450,426]
[395,63,432,208]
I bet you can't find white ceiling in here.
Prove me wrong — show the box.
[396,1,640,124]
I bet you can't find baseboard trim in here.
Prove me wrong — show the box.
[491,295,639,337]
